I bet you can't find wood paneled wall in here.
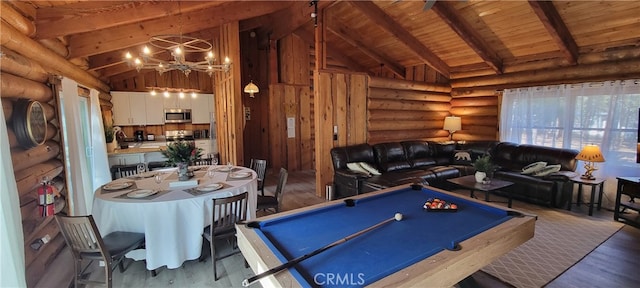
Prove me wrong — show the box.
[314,71,368,198]
[450,88,501,141]
[110,70,213,93]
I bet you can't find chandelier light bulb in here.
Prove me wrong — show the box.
[143,46,151,55]
[125,52,132,59]
[206,51,214,60]
[174,47,182,55]
[163,91,170,98]
[224,57,230,64]
[134,58,142,65]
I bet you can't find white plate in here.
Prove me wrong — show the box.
[103,182,133,191]
[127,189,157,198]
[197,183,223,192]
[229,172,251,179]
[216,166,232,172]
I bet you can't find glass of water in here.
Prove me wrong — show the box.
[212,156,219,166]
[154,173,162,189]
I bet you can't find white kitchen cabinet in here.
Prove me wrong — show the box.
[195,139,213,157]
[108,153,145,167]
[191,94,214,124]
[111,91,147,125]
[164,94,192,109]
[145,93,165,125]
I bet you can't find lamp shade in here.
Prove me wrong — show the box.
[575,144,606,162]
[443,116,461,133]
[243,81,259,98]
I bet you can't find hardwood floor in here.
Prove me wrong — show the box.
[40,169,640,287]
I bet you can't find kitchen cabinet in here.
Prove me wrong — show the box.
[108,153,145,168]
[111,92,147,125]
[145,93,165,125]
[164,94,192,109]
[191,94,215,124]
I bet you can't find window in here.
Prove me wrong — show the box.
[500,80,640,178]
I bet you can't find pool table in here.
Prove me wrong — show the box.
[237,184,536,287]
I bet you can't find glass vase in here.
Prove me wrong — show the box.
[177,162,189,181]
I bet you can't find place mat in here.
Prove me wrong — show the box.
[115,189,170,200]
[127,171,159,180]
[184,182,232,196]
[101,182,137,194]
[214,166,241,173]
[225,172,252,181]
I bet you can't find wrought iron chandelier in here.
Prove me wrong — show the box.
[124,34,230,77]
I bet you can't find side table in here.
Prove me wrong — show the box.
[614,177,640,226]
[569,177,605,216]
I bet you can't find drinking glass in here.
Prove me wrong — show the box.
[207,169,215,181]
[227,161,233,172]
[154,174,163,189]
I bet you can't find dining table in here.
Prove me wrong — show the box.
[92,165,257,270]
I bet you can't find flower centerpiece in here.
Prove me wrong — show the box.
[161,141,203,180]
[472,154,495,183]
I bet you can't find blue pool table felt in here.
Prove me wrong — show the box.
[251,187,515,287]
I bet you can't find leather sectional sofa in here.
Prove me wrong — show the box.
[330,140,579,208]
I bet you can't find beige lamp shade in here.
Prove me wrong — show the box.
[243,81,259,98]
[443,116,461,133]
[575,144,606,162]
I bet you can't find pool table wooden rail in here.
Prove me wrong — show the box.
[236,184,536,287]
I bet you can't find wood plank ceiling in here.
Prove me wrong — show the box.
[18,0,640,86]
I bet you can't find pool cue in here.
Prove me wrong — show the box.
[242,213,404,287]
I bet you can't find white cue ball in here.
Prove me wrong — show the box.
[394,213,403,221]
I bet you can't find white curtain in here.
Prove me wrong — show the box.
[60,78,111,215]
[501,79,640,207]
[0,100,27,287]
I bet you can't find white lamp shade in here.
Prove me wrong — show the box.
[243,81,259,97]
[443,116,461,133]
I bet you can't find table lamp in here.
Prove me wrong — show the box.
[575,144,605,180]
[443,116,461,140]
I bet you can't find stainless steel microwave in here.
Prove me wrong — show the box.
[164,109,192,123]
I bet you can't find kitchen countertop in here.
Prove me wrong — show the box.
[108,142,167,155]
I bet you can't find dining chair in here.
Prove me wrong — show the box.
[257,168,288,214]
[114,163,143,179]
[201,192,249,280]
[249,159,267,196]
[55,214,146,288]
[192,157,212,166]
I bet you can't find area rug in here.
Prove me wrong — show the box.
[481,204,624,288]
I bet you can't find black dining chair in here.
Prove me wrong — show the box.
[200,192,249,280]
[192,157,212,166]
[113,163,144,179]
[257,168,288,214]
[249,159,267,196]
[55,214,146,288]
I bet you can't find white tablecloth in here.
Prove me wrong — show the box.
[92,165,257,270]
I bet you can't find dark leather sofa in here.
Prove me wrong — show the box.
[330,140,579,208]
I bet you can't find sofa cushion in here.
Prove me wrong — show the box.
[359,162,381,175]
[452,150,473,165]
[347,162,371,175]
[428,141,457,165]
[373,142,412,172]
[516,144,579,171]
[330,144,374,170]
[533,164,561,176]
[401,141,436,168]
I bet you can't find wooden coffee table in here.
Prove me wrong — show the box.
[447,175,515,207]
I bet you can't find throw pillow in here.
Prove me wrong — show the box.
[359,162,381,175]
[452,150,473,165]
[346,162,370,175]
[533,164,561,176]
[521,161,547,175]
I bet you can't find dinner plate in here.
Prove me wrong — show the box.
[216,166,233,172]
[229,172,251,179]
[127,189,157,198]
[103,182,133,191]
[197,183,223,192]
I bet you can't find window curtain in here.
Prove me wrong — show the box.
[501,79,640,207]
[0,100,27,287]
[60,78,111,215]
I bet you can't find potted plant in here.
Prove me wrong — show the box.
[472,155,495,183]
[104,124,117,152]
[161,141,203,180]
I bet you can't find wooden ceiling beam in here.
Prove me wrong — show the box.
[326,15,405,79]
[293,28,369,73]
[34,1,227,39]
[528,0,579,65]
[67,1,291,59]
[349,1,449,77]
[431,2,503,74]
[268,0,334,41]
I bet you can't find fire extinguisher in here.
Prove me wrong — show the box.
[38,177,55,217]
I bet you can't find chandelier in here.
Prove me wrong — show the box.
[125,34,230,77]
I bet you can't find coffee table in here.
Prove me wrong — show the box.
[447,175,515,207]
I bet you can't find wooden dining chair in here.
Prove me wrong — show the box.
[192,157,212,166]
[249,159,267,196]
[114,163,144,179]
[257,168,288,214]
[201,192,249,280]
[55,214,146,288]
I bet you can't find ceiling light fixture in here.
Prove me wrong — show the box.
[124,2,230,77]
[147,87,201,99]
